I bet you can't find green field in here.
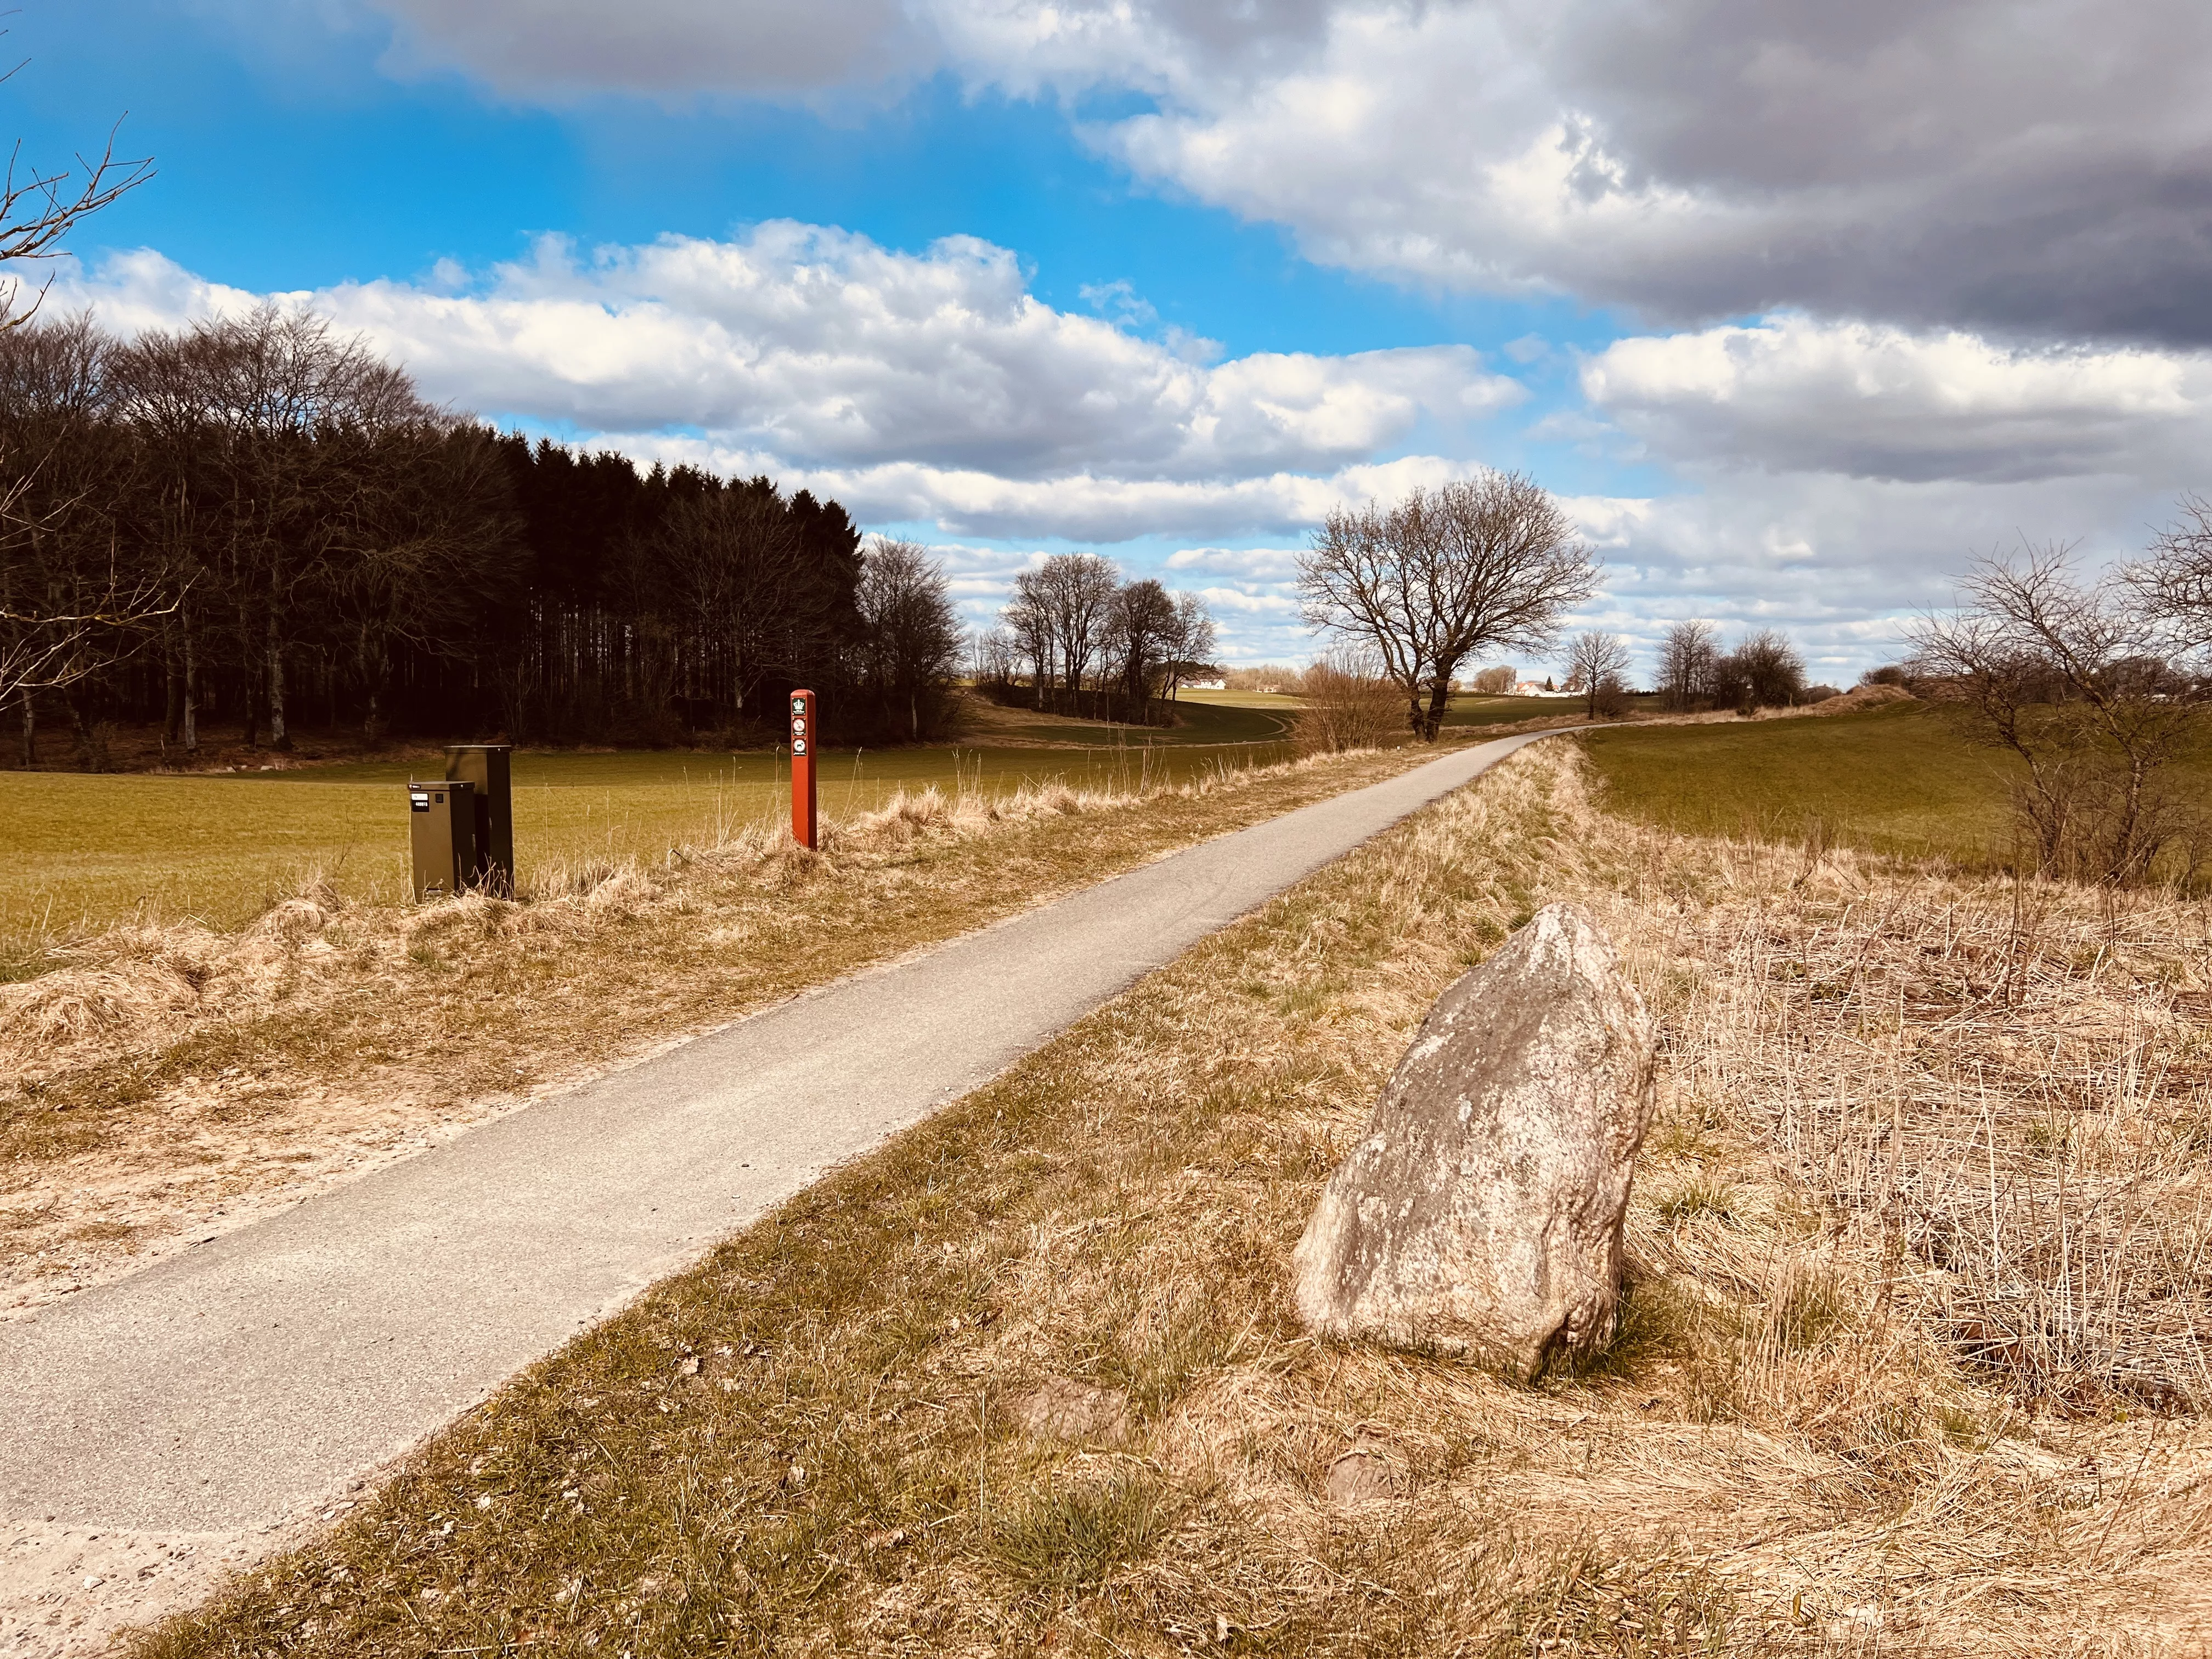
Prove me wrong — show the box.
[0,735,1293,963]
[1578,703,2021,862]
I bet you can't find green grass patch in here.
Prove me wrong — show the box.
[0,741,1285,962]
[1578,704,2020,864]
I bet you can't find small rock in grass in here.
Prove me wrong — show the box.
[1006,1376,1132,1445]
[1323,1447,1398,1508]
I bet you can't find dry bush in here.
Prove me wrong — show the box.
[1291,649,1404,753]
[1618,814,2212,1415]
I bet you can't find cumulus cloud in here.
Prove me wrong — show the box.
[63,224,2212,675]
[1574,467,2189,677]
[1565,315,2212,674]
[60,228,1519,493]
[1163,546,1302,582]
[580,435,1480,543]
[1582,315,2212,484]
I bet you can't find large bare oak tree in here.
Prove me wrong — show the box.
[1298,472,1597,741]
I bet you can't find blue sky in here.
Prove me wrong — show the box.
[21,0,2212,674]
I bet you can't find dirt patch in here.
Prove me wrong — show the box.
[0,1520,304,1659]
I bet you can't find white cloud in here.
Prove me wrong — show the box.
[1163,546,1302,582]
[1582,315,2212,483]
[63,229,2212,678]
[60,229,1520,491]
[588,436,1481,543]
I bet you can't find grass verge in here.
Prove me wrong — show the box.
[136,740,2212,1657]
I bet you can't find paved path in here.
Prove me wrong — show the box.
[0,730,1564,1536]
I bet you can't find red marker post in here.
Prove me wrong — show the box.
[789,688,818,849]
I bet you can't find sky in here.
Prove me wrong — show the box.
[14,0,2212,678]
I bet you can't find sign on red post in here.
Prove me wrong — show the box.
[789,689,818,849]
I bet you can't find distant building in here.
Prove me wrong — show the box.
[1514,681,1577,698]
[1184,678,1227,690]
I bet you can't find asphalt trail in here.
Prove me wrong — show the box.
[0,729,1565,1534]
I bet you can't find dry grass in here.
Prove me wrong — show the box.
[1630,817,2212,1417]
[0,743,1440,1311]
[133,740,2212,1657]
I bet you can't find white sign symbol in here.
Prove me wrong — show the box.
[793,738,808,755]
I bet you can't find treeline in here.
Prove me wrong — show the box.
[1651,622,1820,712]
[972,552,1218,725]
[0,304,963,765]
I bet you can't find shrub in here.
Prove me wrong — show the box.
[1292,650,1403,752]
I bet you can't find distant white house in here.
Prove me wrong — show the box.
[1184,678,1227,690]
[1514,681,1578,698]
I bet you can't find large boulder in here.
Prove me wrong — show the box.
[1291,902,1656,1380]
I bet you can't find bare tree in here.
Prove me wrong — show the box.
[1160,590,1217,702]
[1003,568,1056,709]
[1039,552,1120,700]
[114,303,431,748]
[856,537,963,741]
[1562,630,1633,719]
[0,313,179,758]
[1656,619,1719,711]
[1468,664,1516,694]
[1105,577,1179,713]
[0,569,176,710]
[1299,471,1597,741]
[1908,546,2211,884]
[1730,629,1807,710]
[971,626,1017,689]
[0,43,153,328]
[2126,493,2212,656]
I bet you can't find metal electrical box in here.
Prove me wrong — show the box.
[408,778,475,900]
[444,744,514,896]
